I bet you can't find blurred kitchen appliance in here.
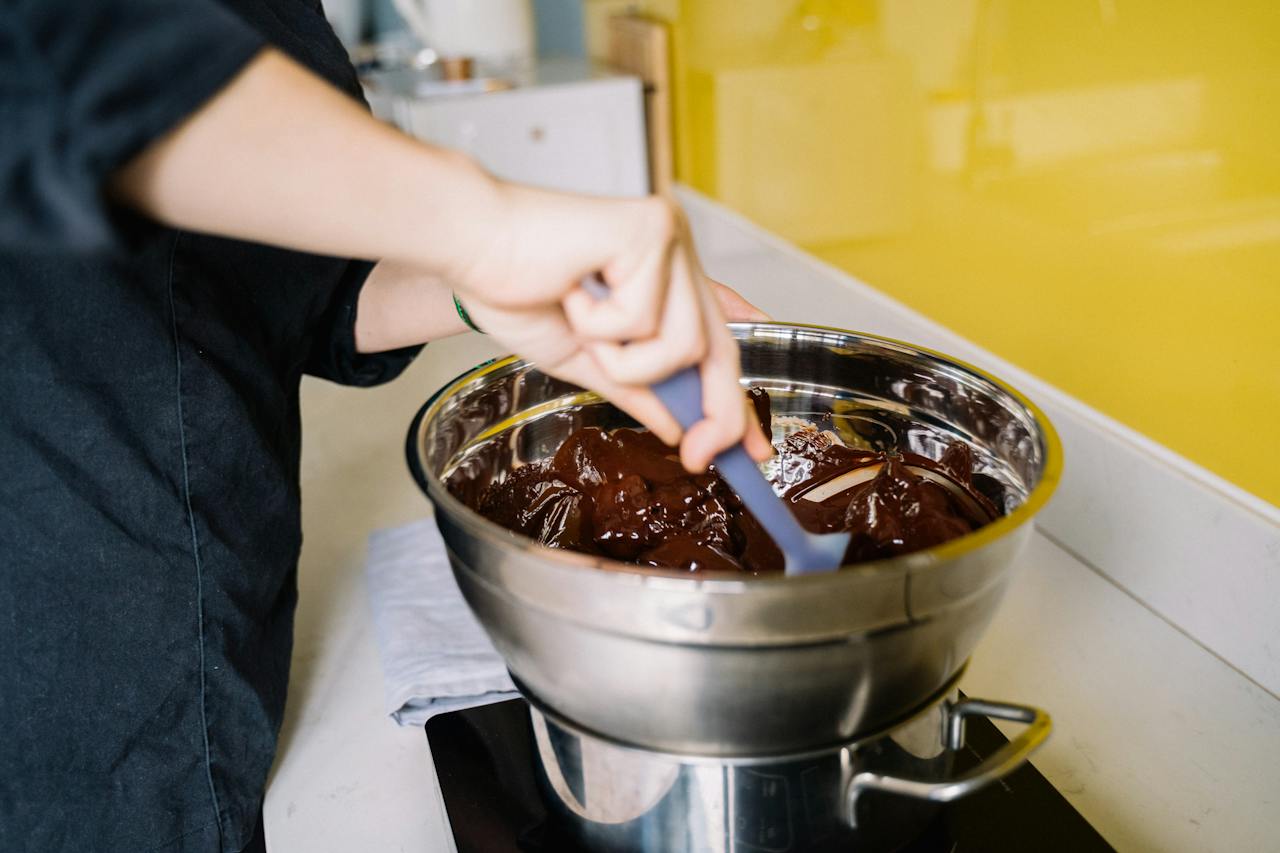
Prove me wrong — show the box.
[321,0,364,48]
[364,59,649,197]
[391,0,535,78]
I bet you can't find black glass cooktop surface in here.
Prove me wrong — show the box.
[427,699,1113,852]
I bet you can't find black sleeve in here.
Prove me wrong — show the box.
[303,259,424,387]
[0,0,265,253]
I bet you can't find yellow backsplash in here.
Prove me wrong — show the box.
[594,0,1280,506]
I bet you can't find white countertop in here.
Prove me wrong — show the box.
[265,191,1280,852]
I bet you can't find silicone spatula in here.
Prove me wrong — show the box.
[581,277,849,575]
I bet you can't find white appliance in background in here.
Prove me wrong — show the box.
[391,0,535,78]
[366,61,650,198]
[321,0,363,48]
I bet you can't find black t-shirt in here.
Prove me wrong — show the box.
[0,2,420,850]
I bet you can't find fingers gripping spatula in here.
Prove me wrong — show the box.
[581,277,849,576]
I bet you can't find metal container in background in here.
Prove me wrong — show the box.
[406,323,1062,756]
[391,0,534,79]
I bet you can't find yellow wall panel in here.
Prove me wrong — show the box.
[637,0,1280,505]
[696,58,918,244]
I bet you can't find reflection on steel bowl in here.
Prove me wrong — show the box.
[407,323,1061,755]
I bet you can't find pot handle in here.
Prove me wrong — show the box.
[845,698,1052,827]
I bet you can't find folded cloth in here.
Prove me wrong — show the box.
[365,514,517,725]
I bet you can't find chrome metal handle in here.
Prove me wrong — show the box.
[845,698,1052,827]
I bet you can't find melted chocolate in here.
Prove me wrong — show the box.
[462,390,1000,575]
[777,429,997,563]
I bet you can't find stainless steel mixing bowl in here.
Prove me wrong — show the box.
[407,323,1061,755]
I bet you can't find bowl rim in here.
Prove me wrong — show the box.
[406,322,1063,589]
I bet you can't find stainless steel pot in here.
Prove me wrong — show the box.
[527,668,1051,853]
[407,323,1061,755]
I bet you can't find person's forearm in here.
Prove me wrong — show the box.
[354,261,468,352]
[107,45,768,467]
[111,49,501,284]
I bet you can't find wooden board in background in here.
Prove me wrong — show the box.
[607,14,673,193]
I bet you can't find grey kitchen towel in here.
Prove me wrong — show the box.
[365,514,517,725]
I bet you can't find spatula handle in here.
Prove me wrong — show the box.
[652,368,832,567]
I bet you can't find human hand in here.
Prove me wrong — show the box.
[708,279,769,322]
[454,185,772,472]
